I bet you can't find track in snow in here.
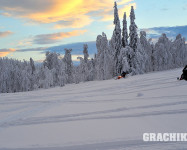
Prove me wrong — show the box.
[0,68,187,150]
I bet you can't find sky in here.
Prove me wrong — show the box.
[0,0,187,62]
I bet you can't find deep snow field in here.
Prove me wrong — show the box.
[0,68,187,150]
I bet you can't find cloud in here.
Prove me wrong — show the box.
[33,30,87,44]
[0,0,135,28]
[141,25,187,41]
[0,48,16,57]
[16,39,33,48]
[0,31,13,38]
[16,47,48,52]
[0,12,12,17]
[46,41,97,55]
[54,15,92,29]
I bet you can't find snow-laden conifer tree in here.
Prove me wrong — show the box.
[140,31,153,72]
[153,34,172,71]
[129,6,138,51]
[30,58,35,74]
[29,57,37,90]
[131,39,148,75]
[122,46,134,73]
[96,32,113,80]
[122,12,128,48]
[43,51,66,86]
[38,66,53,89]
[110,1,122,75]
[171,34,187,68]
[76,44,94,82]
[77,56,89,82]
[118,48,130,73]
[102,33,113,79]
[89,58,96,81]
[96,34,105,80]
[63,49,74,83]
[83,44,89,63]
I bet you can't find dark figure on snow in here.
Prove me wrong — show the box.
[180,65,187,80]
[117,71,128,80]
[121,71,128,78]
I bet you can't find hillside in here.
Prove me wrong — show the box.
[0,68,187,150]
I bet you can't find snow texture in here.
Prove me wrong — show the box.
[0,68,187,150]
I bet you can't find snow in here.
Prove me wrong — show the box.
[0,68,187,150]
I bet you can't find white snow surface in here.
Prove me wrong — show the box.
[0,68,187,150]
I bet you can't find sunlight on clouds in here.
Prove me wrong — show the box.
[0,12,12,17]
[48,30,87,40]
[28,0,83,23]
[33,30,87,44]
[118,0,133,5]
[17,39,32,48]
[54,15,93,29]
[0,31,13,38]
[0,0,136,28]
[0,48,16,57]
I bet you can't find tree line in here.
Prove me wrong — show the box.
[0,2,186,93]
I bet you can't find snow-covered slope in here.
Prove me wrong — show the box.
[0,68,187,150]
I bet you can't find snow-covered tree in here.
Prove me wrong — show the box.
[110,1,122,75]
[122,12,128,48]
[140,31,153,72]
[171,34,187,68]
[102,33,113,79]
[118,48,130,73]
[96,34,105,80]
[43,51,66,86]
[30,58,35,74]
[131,39,148,75]
[89,58,96,81]
[153,34,172,71]
[96,32,114,80]
[38,66,53,89]
[129,6,138,51]
[63,49,74,84]
[122,46,134,73]
[83,44,89,63]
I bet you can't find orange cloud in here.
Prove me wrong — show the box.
[0,31,13,38]
[33,30,87,44]
[17,39,33,48]
[54,15,92,29]
[0,48,16,57]
[0,0,135,28]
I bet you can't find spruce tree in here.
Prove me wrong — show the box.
[111,1,122,75]
[30,57,35,74]
[129,6,138,51]
[122,12,128,48]
[64,49,74,83]
[83,44,89,63]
